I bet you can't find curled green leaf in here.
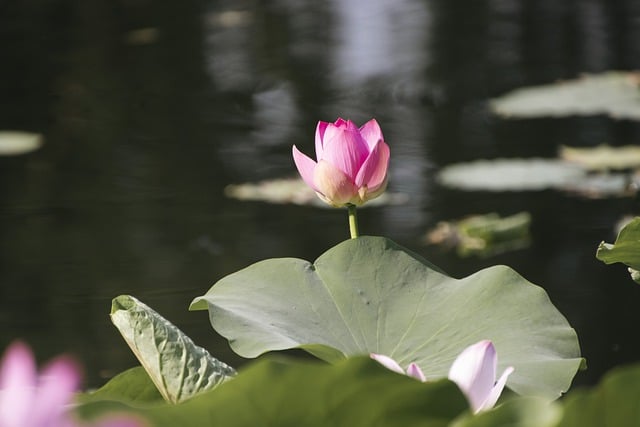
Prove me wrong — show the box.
[111,295,236,403]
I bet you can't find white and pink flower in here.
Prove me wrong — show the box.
[371,340,514,414]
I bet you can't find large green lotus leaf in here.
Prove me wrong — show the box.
[191,236,583,399]
[490,71,640,120]
[557,363,640,427]
[596,217,640,277]
[111,295,236,403]
[74,356,469,427]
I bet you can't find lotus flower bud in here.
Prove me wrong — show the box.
[293,118,390,207]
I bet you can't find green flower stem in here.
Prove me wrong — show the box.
[347,204,359,239]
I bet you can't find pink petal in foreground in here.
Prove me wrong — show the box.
[477,366,514,413]
[448,340,496,404]
[0,341,37,427]
[292,145,318,191]
[34,356,82,425]
[370,354,405,375]
[448,340,512,413]
[371,354,426,382]
[406,363,426,382]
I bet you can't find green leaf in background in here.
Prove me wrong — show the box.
[111,295,236,403]
[490,71,640,120]
[145,356,470,427]
[557,363,640,427]
[191,236,583,400]
[451,397,562,427]
[596,216,640,283]
[424,212,531,258]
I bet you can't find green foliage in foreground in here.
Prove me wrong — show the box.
[79,356,470,427]
[597,216,640,283]
[74,228,640,426]
[77,356,640,427]
[191,236,583,399]
[557,363,640,427]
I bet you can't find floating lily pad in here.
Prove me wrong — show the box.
[437,158,586,191]
[191,236,583,399]
[560,145,640,171]
[0,131,43,155]
[224,177,407,207]
[490,71,640,120]
[425,212,531,257]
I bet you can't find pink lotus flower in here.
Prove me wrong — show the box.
[0,341,145,427]
[293,118,390,207]
[448,340,514,414]
[371,340,514,414]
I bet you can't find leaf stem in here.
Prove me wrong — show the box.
[347,204,359,239]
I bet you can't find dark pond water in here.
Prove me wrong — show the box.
[1,0,640,389]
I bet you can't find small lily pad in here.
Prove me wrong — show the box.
[560,145,640,171]
[437,158,586,191]
[224,177,408,207]
[490,72,640,120]
[0,131,43,155]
